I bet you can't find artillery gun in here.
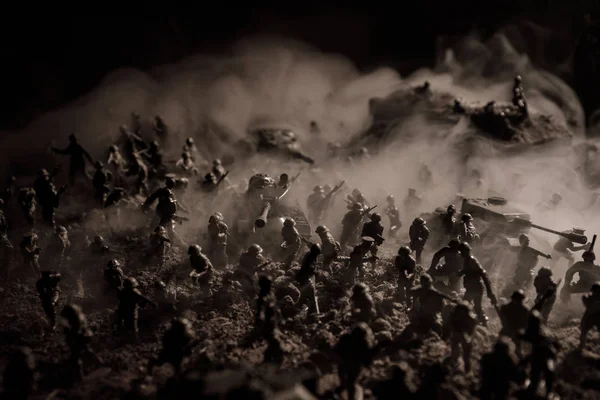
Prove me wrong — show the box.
[231,173,311,254]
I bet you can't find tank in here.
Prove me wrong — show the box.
[231,173,311,253]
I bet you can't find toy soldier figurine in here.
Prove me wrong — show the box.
[347,189,368,208]
[51,134,94,185]
[142,177,187,242]
[346,237,377,284]
[409,217,429,264]
[61,304,101,380]
[448,301,477,372]
[395,246,416,304]
[34,168,67,227]
[20,232,42,277]
[384,195,402,238]
[144,140,166,178]
[315,225,340,273]
[350,283,376,324]
[207,213,228,268]
[280,218,302,268]
[504,233,551,296]
[458,213,479,244]
[252,276,283,364]
[36,271,61,329]
[235,244,269,292]
[200,173,218,193]
[92,161,112,206]
[212,159,226,180]
[115,277,157,340]
[440,205,457,240]
[334,322,375,400]
[340,203,365,249]
[107,144,126,186]
[255,275,276,330]
[479,337,524,400]
[175,152,198,176]
[551,227,588,268]
[295,244,321,316]
[104,259,124,292]
[46,225,70,271]
[18,187,36,228]
[533,267,558,322]
[90,235,110,254]
[1,347,38,400]
[148,317,197,375]
[520,311,557,399]
[307,185,326,224]
[131,112,142,134]
[404,188,422,218]
[561,250,599,303]
[361,213,384,266]
[428,239,463,292]
[188,245,213,292]
[145,226,171,266]
[418,164,433,185]
[458,242,497,325]
[409,274,455,335]
[182,137,198,161]
[498,290,529,355]
[579,282,600,349]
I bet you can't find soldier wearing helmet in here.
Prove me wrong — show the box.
[51,133,94,185]
[334,321,375,400]
[479,337,521,399]
[104,259,124,291]
[307,185,326,224]
[361,213,384,266]
[295,243,322,315]
[580,282,600,348]
[92,160,112,206]
[146,226,171,265]
[182,137,198,161]
[561,248,600,303]
[344,237,378,285]
[533,267,558,322]
[281,218,302,268]
[236,244,269,291]
[211,159,226,180]
[441,205,457,239]
[347,188,368,208]
[551,227,589,268]
[395,245,416,303]
[498,290,529,355]
[458,213,479,244]
[207,213,229,268]
[142,178,187,243]
[188,244,213,290]
[45,225,70,271]
[116,277,157,339]
[458,242,497,325]
[20,232,42,277]
[409,217,430,264]
[428,239,463,292]
[385,194,402,238]
[350,282,376,324]
[503,233,551,297]
[148,317,196,375]
[408,273,455,335]
[340,203,367,249]
[520,311,557,398]
[143,139,166,179]
[90,234,109,254]
[447,301,477,372]
[176,151,198,176]
[36,271,61,329]
[404,188,423,219]
[315,225,340,273]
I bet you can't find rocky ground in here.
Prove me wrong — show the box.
[1,190,600,400]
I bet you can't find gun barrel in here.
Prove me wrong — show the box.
[591,234,597,252]
[255,203,271,228]
[521,220,588,245]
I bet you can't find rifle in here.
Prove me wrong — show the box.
[322,181,345,202]
[291,171,301,183]
[360,205,377,218]
[173,215,190,225]
[216,170,229,186]
[590,234,597,253]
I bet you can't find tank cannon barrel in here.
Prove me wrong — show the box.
[255,203,272,228]
[512,218,588,244]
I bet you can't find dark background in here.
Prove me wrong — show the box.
[1,4,598,130]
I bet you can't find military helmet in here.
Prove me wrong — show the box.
[94,235,104,244]
[94,161,104,169]
[323,184,333,192]
[188,244,201,255]
[283,218,296,227]
[155,226,167,234]
[413,217,426,225]
[123,277,138,289]
[519,233,529,245]
[315,225,329,234]
[494,336,513,354]
[165,177,176,189]
[313,185,324,193]
[514,75,522,84]
[186,137,194,145]
[370,213,382,222]
[109,144,119,152]
[458,242,471,252]
[213,159,222,165]
[420,273,433,287]
[591,282,600,295]
[511,290,525,302]
[537,266,552,277]
[310,243,322,254]
[352,282,368,294]
[443,239,458,250]
[398,245,411,256]
[204,173,214,181]
[386,194,395,202]
[39,168,49,177]
[107,259,120,268]
[154,280,167,290]
[352,188,362,196]
[583,250,596,261]
[248,244,263,255]
[279,173,289,181]
[352,202,363,211]
[361,236,375,244]
[461,213,473,222]
[181,152,189,158]
[150,140,159,148]
[447,204,456,212]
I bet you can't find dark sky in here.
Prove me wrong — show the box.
[1,4,596,130]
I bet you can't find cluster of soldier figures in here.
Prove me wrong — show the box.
[0,114,599,400]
